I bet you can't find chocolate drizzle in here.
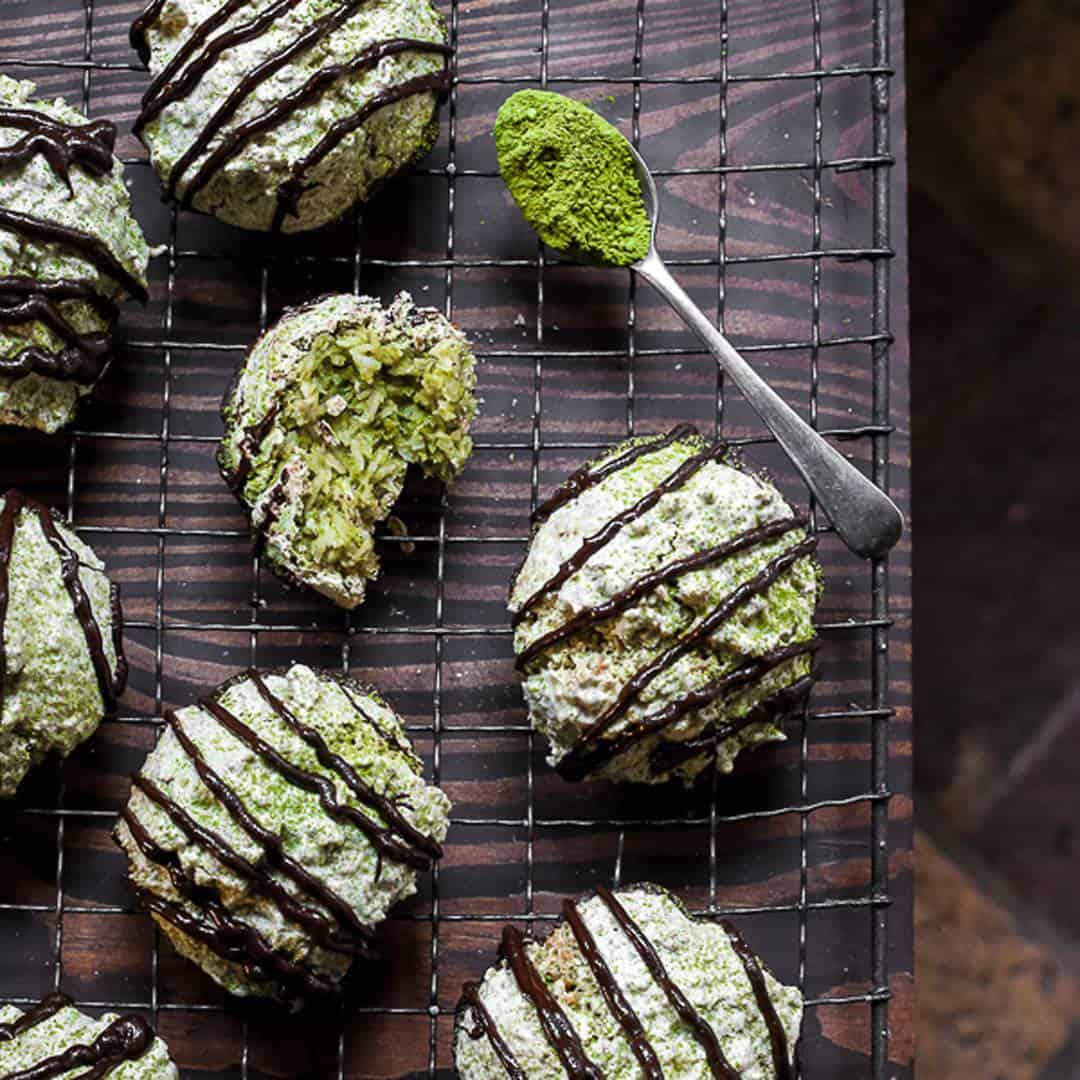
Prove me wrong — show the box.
[499,925,603,1079]
[555,538,818,781]
[130,771,363,957]
[721,921,795,1079]
[0,206,147,303]
[0,492,124,725]
[183,38,451,213]
[120,801,336,1001]
[0,993,69,1043]
[532,424,699,525]
[0,106,140,386]
[562,898,665,1078]
[0,1010,153,1080]
[35,504,122,712]
[270,69,451,232]
[0,494,18,727]
[595,886,738,1078]
[0,278,117,386]
[513,440,727,628]
[648,674,814,775]
[129,0,168,66]
[163,705,377,947]
[244,670,442,867]
[129,0,450,229]
[164,0,376,197]
[460,982,527,1080]
[225,403,280,493]
[135,0,304,137]
[516,514,807,668]
[0,108,116,187]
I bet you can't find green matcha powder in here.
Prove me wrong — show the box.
[495,90,652,266]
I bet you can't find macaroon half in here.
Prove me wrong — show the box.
[455,883,802,1079]
[510,426,822,786]
[130,0,451,232]
[0,490,126,797]
[114,663,451,1006]
[218,291,477,609]
[0,75,149,432]
[0,993,177,1080]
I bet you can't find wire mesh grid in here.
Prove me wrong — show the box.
[0,0,905,1075]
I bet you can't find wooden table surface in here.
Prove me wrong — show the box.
[0,0,912,1075]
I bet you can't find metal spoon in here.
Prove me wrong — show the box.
[558,144,903,560]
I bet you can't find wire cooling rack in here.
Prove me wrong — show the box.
[0,0,911,1076]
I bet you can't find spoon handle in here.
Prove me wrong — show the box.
[634,249,903,560]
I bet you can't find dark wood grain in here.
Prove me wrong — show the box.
[0,0,911,1075]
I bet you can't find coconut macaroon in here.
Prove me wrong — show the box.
[0,76,149,433]
[114,663,451,1006]
[455,883,802,1079]
[510,426,821,787]
[218,291,476,609]
[130,0,451,232]
[0,490,127,798]
[0,993,177,1080]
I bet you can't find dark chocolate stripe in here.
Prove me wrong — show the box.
[0,207,147,303]
[183,37,451,210]
[336,679,411,759]
[516,515,807,668]
[0,108,115,185]
[0,279,116,386]
[558,536,818,780]
[512,441,727,628]
[136,0,302,135]
[595,886,737,1079]
[165,707,376,945]
[129,0,169,66]
[0,492,20,729]
[1,1014,153,1080]
[499,925,603,1079]
[224,403,280,492]
[270,68,450,232]
[0,277,116,322]
[33,503,120,712]
[139,0,246,94]
[533,424,700,524]
[562,899,664,1078]
[120,803,336,1000]
[460,982,527,1080]
[131,771,365,957]
[721,921,795,1080]
[246,670,442,864]
[560,642,816,782]
[0,993,70,1043]
[647,674,815,776]
[165,0,370,199]
[200,689,429,871]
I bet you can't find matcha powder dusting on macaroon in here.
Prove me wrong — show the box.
[495,90,651,266]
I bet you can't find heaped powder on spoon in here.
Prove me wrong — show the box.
[494,90,652,266]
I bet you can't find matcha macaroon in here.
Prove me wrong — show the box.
[218,291,477,609]
[0,76,150,433]
[510,426,821,786]
[495,90,651,266]
[114,663,451,1006]
[0,490,127,798]
[0,993,177,1079]
[130,0,451,232]
[455,883,802,1078]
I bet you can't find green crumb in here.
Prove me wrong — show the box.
[494,90,651,266]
